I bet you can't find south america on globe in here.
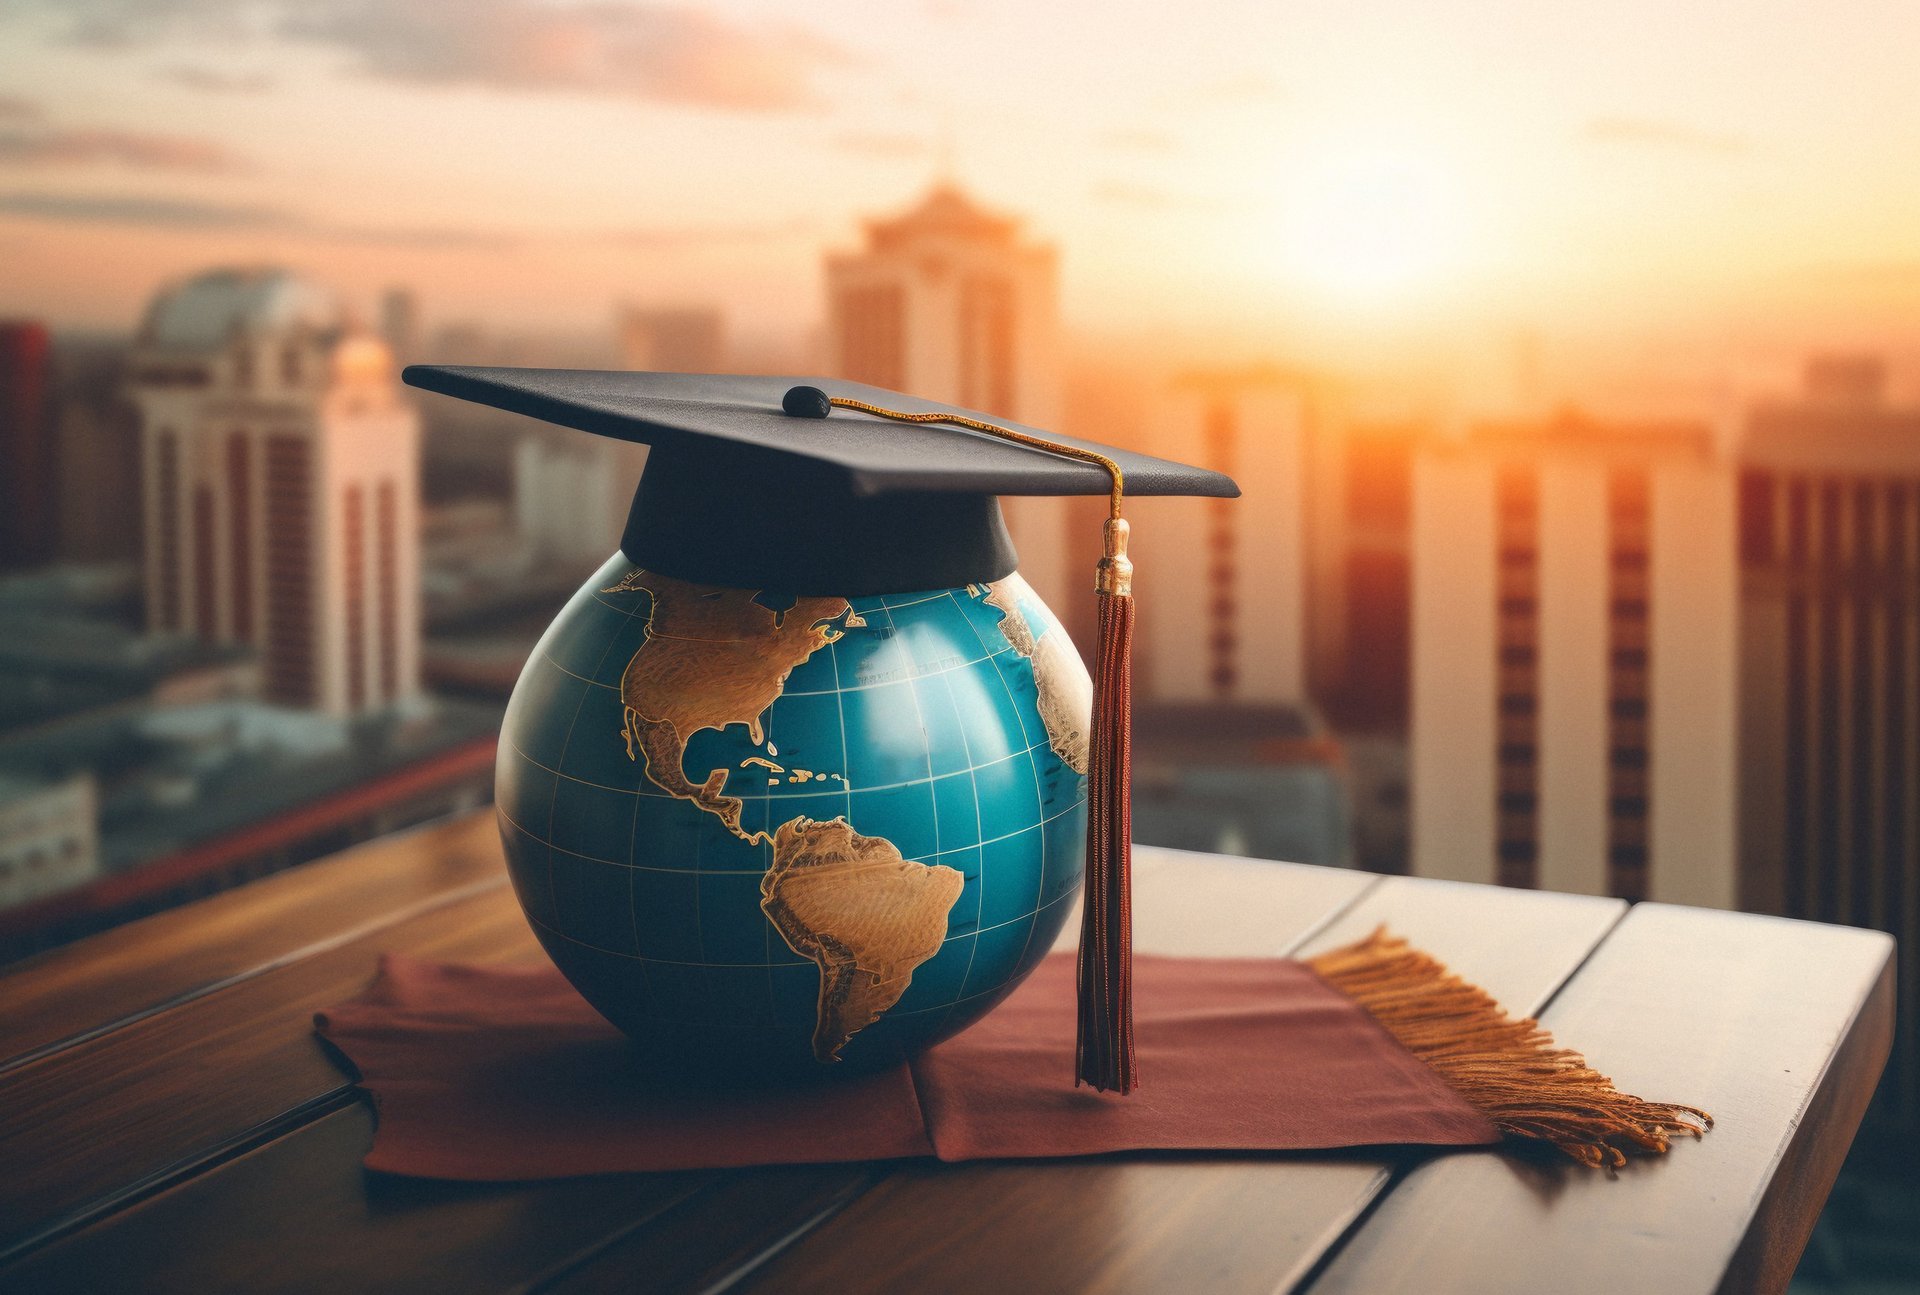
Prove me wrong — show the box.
[497,557,1092,1075]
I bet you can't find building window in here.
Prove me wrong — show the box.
[1738,469,1775,565]
[959,276,1017,417]
[1494,464,1540,888]
[1342,548,1411,724]
[263,435,315,704]
[227,432,254,643]
[1819,480,1844,568]
[1606,468,1652,901]
[156,430,181,631]
[1203,401,1240,698]
[1345,428,1415,533]
[1786,479,1811,562]
[193,485,217,640]
[377,479,399,703]
[1890,486,1911,576]
[836,285,905,390]
[343,483,366,710]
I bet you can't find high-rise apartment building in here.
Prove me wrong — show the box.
[1306,414,1421,729]
[379,287,418,366]
[0,320,55,570]
[618,306,725,374]
[1737,356,1920,1139]
[1138,371,1309,705]
[130,268,421,716]
[1410,414,1738,906]
[513,435,648,566]
[50,336,141,565]
[826,185,1068,607]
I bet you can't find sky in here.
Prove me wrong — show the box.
[1,0,1917,393]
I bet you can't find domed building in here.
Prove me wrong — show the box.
[129,268,420,716]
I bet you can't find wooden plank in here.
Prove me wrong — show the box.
[0,884,537,1258]
[1110,847,1386,957]
[0,812,504,1070]
[0,1104,731,1295]
[0,837,1259,1283]
[1308,904,1895,1295]
[732,874,1624,1295]
[539,1167,883,1295]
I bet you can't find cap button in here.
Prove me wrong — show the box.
[782,386,833,419]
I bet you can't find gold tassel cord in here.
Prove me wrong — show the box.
[808,391,1139,1094]
[1307,928,1711,1168]
[819,397,1127,522]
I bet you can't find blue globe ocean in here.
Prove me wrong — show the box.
[496,554,1091,1076]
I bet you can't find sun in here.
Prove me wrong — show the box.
[1283,148,1464,307]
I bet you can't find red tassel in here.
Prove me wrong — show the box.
[794,388,1142,1091]
[1077,520,1137,1094]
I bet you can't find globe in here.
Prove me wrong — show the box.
[496,553,1092,1077]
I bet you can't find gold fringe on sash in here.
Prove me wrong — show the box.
[1307,928,1711,1168]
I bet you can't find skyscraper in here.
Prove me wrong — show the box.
[379,287,418,366]
[1736,356,1920,1138]
[1307,413,1421,731]
[826,185,1068,607]
[1410,413,1738,906]
[50,335,141,565]
[1139,370,1310,705]
[513,434,646,566]
[129,268,421,716]
[0,321,55,570]
[617,306,725,374]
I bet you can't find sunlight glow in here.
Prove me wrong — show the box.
[1283,148,1465,308]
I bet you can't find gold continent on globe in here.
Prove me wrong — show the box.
[601,567,866,840]
[759,817,964,1062]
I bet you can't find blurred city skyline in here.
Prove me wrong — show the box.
[4,6,1920,1275]
[4,0,1920,410]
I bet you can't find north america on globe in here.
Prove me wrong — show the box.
[600,567,867,841]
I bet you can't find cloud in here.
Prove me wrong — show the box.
[324,223,530,251]
[605,217,815,248]
[160,66,275,94]
[53,0,252,48]
[0,126,251,173]
[834,130,933,159]
[0,191,287,227]
[1582,116,1745,155]
[1182,71,1287,108]
[0,190,470,242]
[1091,180,1220,212]
[45,0,849,112]
[0,186,808,252]
[1099,128,1181,155]
[1791,259,1920,287]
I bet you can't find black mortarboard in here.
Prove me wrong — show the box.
[403,364,1242,1095]
[401,366,1237,595]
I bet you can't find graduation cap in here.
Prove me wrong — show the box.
[403,365,1240,1093]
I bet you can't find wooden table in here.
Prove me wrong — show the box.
[0,811,1893,1294]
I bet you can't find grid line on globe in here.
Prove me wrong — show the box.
[940,585,1054,1031]
[497,785,1083,874]
[872,597,956,1037]
[495,557,1092,1071]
